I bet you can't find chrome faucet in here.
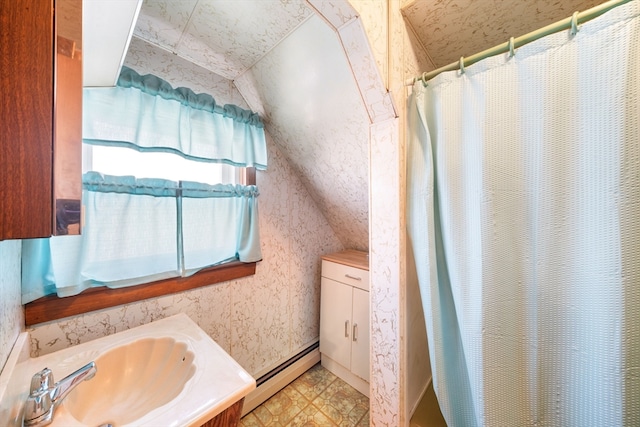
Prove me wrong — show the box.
[22,361,97,427]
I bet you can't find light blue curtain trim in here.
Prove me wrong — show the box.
[82,172,260,199]
[103,271,181,290]
[180,180,259,198]
[182,256,239,277]
[55,282,100,298]
[118,66,263,128]
[83,172,179,197]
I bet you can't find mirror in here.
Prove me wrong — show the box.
[83,0,143,87]
[54,0,83,235]
[51,0,142,235]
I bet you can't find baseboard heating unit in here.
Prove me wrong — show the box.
[241,341,320,416]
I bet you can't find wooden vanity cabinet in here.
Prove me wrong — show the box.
[0,1,55,240]
[200,399,244,427]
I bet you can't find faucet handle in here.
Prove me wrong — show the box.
[23,386,53,426]
[29,368,53,394]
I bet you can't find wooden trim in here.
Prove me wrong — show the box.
[25,262,256,326]
[245,166,256,185]
[200,398,244,427]
[321,249,369,270]
[24,168,259,326]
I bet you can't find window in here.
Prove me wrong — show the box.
[85,145,240,185]
[23,67,266,325]
[23,162,258,326]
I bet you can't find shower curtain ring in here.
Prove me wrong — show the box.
[508,37,516,58]
[421,71,429,87]
[459,56,466,75]
[570,11,580,36]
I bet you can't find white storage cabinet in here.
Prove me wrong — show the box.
[319,250,369,397]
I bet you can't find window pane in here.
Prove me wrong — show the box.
[84,144,237,185]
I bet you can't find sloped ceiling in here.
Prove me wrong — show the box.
[403,0,607,69]
[133,0,314,80]
[125,0,611,251]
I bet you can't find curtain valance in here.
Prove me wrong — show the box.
[83,66,268,170]
[117,66,263,126]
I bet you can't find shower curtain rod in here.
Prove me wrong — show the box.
[405,0,633,86]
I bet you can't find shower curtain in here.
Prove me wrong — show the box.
[407,2,640,426]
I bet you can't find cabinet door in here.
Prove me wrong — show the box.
[320,277,353,370]
[350,288,370,382]
[0,1,54,239]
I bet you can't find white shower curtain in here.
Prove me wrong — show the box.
[407,2,640,426]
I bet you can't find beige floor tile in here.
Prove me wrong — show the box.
[356,411,369,426]
[241,363,369,427]
[290,363,337,400]
[288,403,338,426]
[239,412,264,427]
[253,387,309,426]
[313,380,368,426]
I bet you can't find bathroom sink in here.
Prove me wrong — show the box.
[64,337,196,426]
[0,314,255,426]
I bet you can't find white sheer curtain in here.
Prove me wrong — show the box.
[407,2,640,426]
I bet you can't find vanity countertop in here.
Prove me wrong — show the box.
[321,249,369,271]
[0,313,255,426]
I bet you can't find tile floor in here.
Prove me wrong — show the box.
[239,363,369,426]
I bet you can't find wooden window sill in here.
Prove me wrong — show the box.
[24,261,256,326]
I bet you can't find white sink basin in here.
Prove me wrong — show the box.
[64,337,196,426]
[0,314,255,426]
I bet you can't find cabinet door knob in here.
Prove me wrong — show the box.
[352,323,358,342]
[345,274,362,281]
[345,320,350,338]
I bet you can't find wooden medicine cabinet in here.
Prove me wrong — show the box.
[0,0,82,240]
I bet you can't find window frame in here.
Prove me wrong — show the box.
[24,168,257,326]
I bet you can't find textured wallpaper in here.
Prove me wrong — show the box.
[125,36,249,109]
[403,0,606,69]
[0,240,23,374]
[28,41,344,381]
[369,118,403,426]
[240,15,371,252]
